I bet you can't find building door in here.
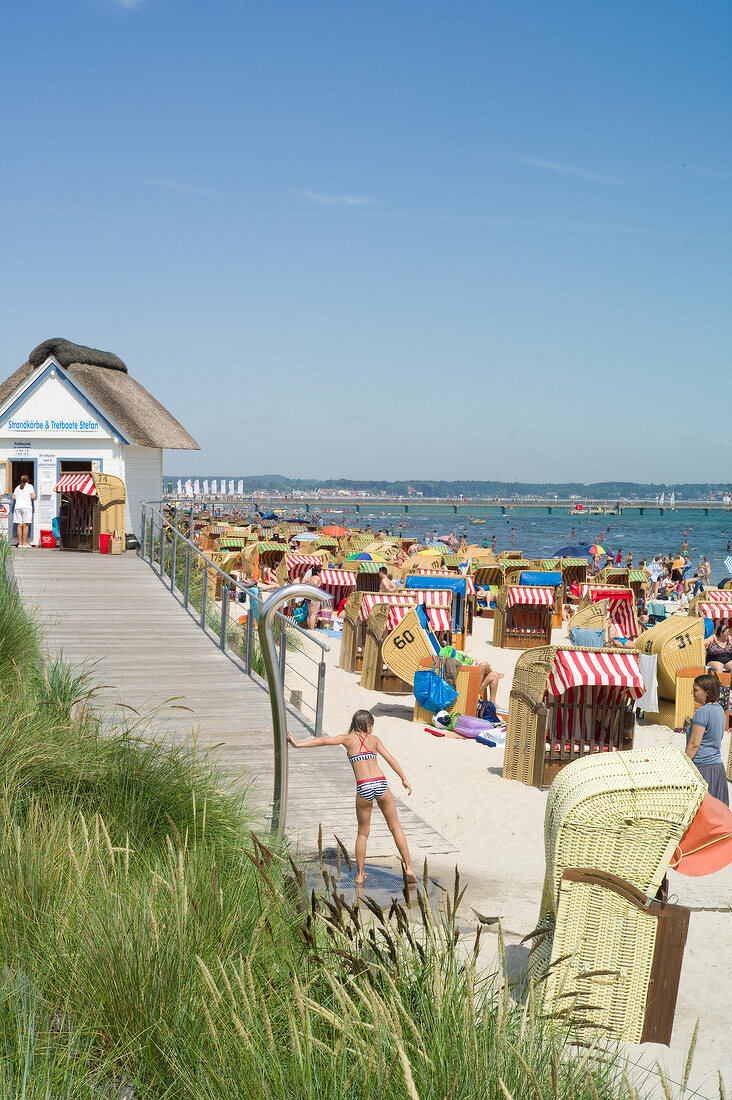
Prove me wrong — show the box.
[10,459,37,544]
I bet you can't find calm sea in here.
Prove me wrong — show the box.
[322,506,732,584]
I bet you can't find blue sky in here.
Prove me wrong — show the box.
[2,1,730,482]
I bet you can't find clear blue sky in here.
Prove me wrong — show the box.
[2,1,730,482]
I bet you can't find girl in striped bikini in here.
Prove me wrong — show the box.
[287,710,416,886]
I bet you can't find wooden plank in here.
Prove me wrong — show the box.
[12,551,454,858]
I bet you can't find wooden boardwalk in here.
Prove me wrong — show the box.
[12,550,453,859]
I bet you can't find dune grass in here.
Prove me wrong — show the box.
[0,541,667,1099]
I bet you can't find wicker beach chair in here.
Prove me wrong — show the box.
[413,568,477,636]
[493,584,554,649]
[502,644,642,788]
[532,747,705,1044]
[404,574,469,648]
[472,562,529,617]
[498,550,523,561]
[570,585,641,646]
[338,592,365,672]
[559,557,589,601]
[598,565,629,586]
[628,568,649,604]
[635,616,705,727]
[360,603,414,693]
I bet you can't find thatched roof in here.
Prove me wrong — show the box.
[0,338,199,450]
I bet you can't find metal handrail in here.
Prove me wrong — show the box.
[138,502,333,831]
[139,501,330,655]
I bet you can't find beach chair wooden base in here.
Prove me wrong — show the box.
[412,657,483,723]
[496,608,553,650]
[544,868,689,1046]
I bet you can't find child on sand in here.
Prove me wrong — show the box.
[287,710,416,886]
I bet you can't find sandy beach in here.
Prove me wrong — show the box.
[299,613,732,1097]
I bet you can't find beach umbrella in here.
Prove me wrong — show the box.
[586,544,607,556]
[353,552,385,562]
[291,531,319,541]
[322,525,348,536]
[554,545,593,559]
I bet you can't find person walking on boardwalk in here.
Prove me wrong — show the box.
[287,709,416,885]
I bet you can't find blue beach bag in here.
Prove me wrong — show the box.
[414,656,458,713]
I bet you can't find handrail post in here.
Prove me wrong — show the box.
[245,604,254,674]
[184,549,190,609]
[201,565,208,630]
[140,505,146,558]
[257,584,332,837]
[147,516,153,565]
[315,657,326,737]
[220,584,228,650]
[171,526,178,593]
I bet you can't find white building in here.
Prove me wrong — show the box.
[0,338,199,545]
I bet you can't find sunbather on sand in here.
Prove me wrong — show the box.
[438,644,504,703]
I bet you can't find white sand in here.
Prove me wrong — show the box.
[307,614,732,1096]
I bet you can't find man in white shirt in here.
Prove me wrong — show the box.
[12,474,36,547]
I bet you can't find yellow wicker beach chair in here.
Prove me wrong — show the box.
[532,747,705,1044]
[338,592,364,672]
[360,603,413,694]
[570,585,641,645]
[492,584,554,649]
[559,557,589,601]
[502,645,641,788]
[381,605,437,687]
[635,616,705,726]
[568,600,607,636]
[598,565,629,586]
[471,562,530,618]
[628,568,649,604]
[498,550,523,561]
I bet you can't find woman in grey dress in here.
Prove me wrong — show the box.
[685,673,730,806]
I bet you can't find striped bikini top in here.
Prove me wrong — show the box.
[348,732,377,763]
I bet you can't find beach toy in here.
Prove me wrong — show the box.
[424,725,445,738]
[452,715,498,739]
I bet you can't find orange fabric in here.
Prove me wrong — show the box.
[670,793,732,876]
[252,552,260,582]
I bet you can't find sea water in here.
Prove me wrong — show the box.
[336,506,732,585]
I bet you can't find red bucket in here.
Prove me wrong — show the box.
[99,533,112,554]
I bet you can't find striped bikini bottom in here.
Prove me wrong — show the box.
[356,776,388,802]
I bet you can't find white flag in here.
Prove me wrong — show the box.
[211,479,218,494]
[203,479,209,494]
[228,479,234,494]
[193,479,200,494]
[176,479,182,494]
[237,480,243,494]
[185,479,193,497]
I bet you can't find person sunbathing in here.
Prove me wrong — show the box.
[608,621,633,648]
[438,644,504,703]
